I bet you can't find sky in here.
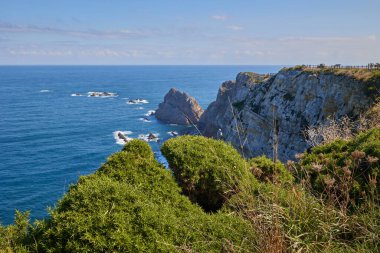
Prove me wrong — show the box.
[0,0,379,65]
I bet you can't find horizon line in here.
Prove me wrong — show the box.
[1,63,375,67]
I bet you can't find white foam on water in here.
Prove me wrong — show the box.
[71,93,84,97]
[167,131,178,136]
[139,118,152,123]
[113,130,133,145]
[39,90,51,93]
[144,110,155,116]
[138,133,160,142]
[87,91,118,98]
[134,107,144,110]
[127,99,149,104]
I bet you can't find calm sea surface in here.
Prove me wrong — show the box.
[0,65,283,225]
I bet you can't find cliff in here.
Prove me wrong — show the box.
[155,88,204,125]
[198,67,380,161]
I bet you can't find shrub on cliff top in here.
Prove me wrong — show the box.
[122,138,154,158]
[32,140,256,252]
[248,155,293,185]
[161,135,257,211]
[296,128,380,210]
[0,211,32,253]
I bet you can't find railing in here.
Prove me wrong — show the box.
[303,64,380,70]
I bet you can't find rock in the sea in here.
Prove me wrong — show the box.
[87,91,117,97]
[118,132,129,143]
[198,69,380,161]
[127,99,149,104]
[155,88,204,125]
[148,133,157,140]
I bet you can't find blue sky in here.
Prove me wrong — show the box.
[0,0,379,65]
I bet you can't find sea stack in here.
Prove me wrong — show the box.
[155,88,204,125]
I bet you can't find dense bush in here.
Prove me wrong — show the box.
[0,211,32,253]
[161,135,257,211]
[29,140,257,252]
[248,155,294,185]
[1,132,379,252]
[296,128,380,210]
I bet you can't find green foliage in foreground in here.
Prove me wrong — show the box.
[297,128,380,208]
[0,140,256,252]
[248,155,294,185]
[1,130,379,252]
[0,211,32,253]
[161,135,257,211]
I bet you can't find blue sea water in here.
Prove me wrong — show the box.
[0,65,283,225]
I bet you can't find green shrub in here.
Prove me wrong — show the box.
[161,135,257,211]
[2,131,379,252]
[33,140,257,252]
[296,128,380,210]
[0,211,33,253]
[248,156,294,185]
[122,138,155,159]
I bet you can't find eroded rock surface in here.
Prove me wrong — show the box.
[198,69,379,161]
[156,88,204,125]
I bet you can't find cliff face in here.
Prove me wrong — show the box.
[198,68,379,161]
[156,88,204,125]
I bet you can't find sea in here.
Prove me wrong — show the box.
[0,65,284,225]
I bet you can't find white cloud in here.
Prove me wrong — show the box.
[227,25,243,31]
[8,49,73,56]
[368,35,377,41]
[229,35,380,64]
[211,15,227,20]
[235,50,264,56]
[0,22,149,40]
[1,20,379,65]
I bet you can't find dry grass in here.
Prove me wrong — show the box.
[287,66,380,83]
[305,105,380,148]
[304,116,354,147]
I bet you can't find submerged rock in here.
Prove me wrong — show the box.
[87,91,117,97]
[155,88,204,125]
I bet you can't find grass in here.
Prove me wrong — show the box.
[285,65,380,83]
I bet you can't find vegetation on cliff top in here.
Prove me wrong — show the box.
[284,65,380,87]
[1,130,379,252]
[281,65,380,100]
[296,128,380,209]
[161,135,257,211]
[0,140,256,252]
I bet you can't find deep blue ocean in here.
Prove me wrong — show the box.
[0,65,283,225]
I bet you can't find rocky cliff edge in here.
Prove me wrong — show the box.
[198,67,380,161]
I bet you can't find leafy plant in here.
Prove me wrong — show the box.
[161,135,257,211]
[296,128,380,211]
[248,155,294,185]
[32,140,257,252]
